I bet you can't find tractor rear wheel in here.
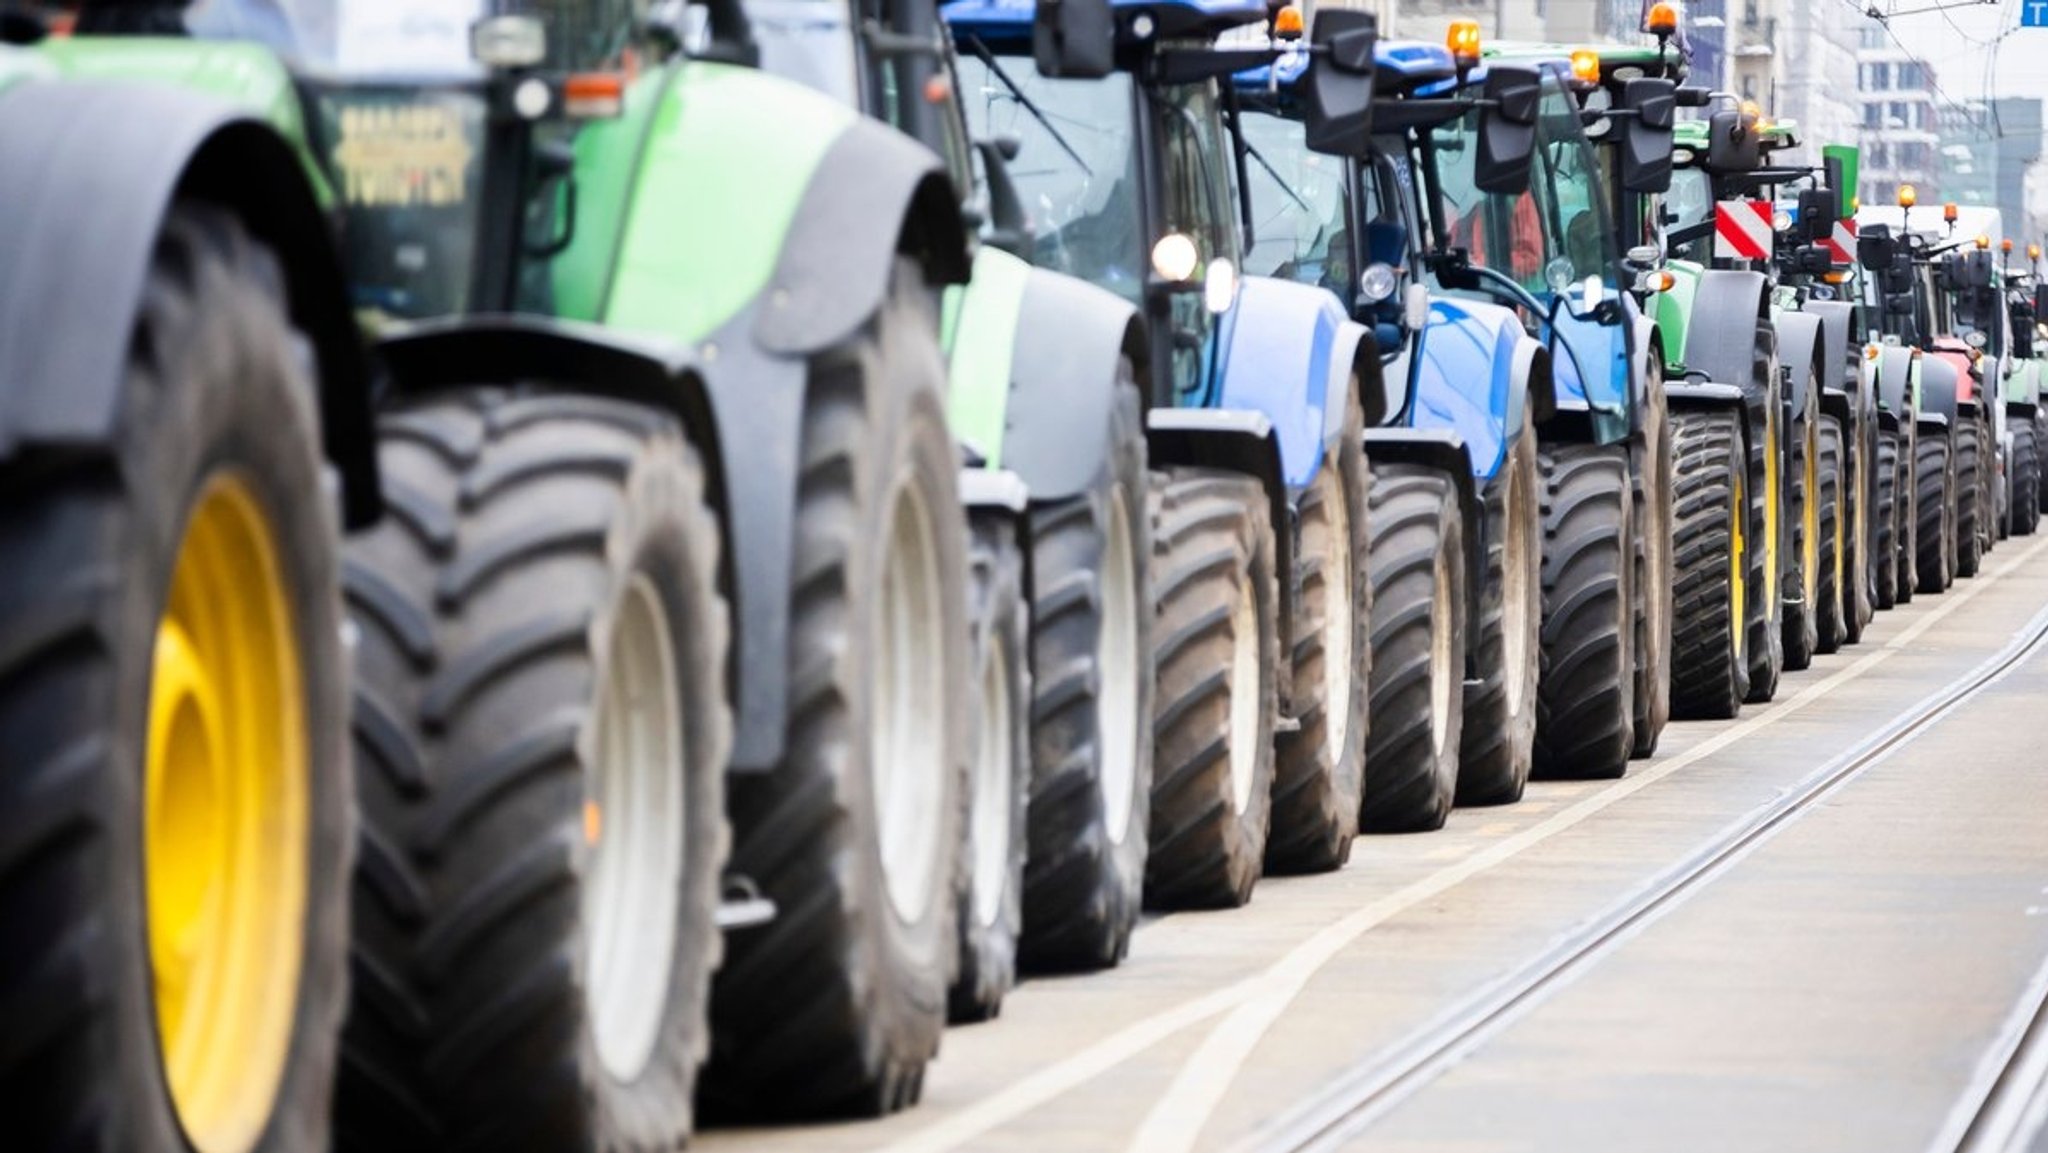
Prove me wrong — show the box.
[1630,376,1673,758]
[0,204,349,1153]
[1459,409,1539,805]
[1017,379,1151,970]
[1956,425,1983,577]
[1668,408,1749,719]
[1816,416,1847,653]
[1916,432,1954,595]
[1783,417,1821,670]
[2013,419,2041,536]
[1895,429,1918,604]
[950,515,1031,1023]
[708,261,968,1118]
[337,393,730,1150]
[1270,387,1369,871]
[1359,465,1468,831]
[1145,470,1279,908]
[1744,330,1784,704]
[1532,443,1635,779]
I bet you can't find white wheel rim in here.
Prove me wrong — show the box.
[1429,555,1455,756]
[1322,476,1354,763]
[971,631,1014,928]
[1505,453,1536,716]
[1227,577,1261,814]
[585,575,685,1083]
[875,478,948,923]
[1098,488,1141,845]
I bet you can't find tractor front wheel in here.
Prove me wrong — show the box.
[2013,419,2041,536]
[1459,409,1540,805]
[1533,443,1635,779]
[1668,408,1749,718]
[1816,415,1847,653]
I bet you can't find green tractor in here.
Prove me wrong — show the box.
[0,0,997,1145]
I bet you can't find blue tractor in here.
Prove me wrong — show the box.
[944,0,1383,912]
[1239,31,1676,784]
[1235,41,1551,823]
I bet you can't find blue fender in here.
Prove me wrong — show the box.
[1214,275,1377,489]
[1407,296,1530,480]
[1546,288,1632,445]
[1000,266,1148,504]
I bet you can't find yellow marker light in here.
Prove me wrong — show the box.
[1977,234,1992,250]
[1823,271,1850,285]
[1447,19,1482,65]
[1646,1,1679,36]
[2030,244,2041,261]
[564,72,626,119]
[1740,99,1762,123]
[2004,238,2016,254]
[1866,344,1882,361]
[1944,201,1959,223]
[1852,196,1862,212]
[1273,4,1304,36]
[1898,184,1918,209]
[1571,49,1601,85]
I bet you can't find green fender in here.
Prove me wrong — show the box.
[1657,259,1702,375]
[943,246,1031,466]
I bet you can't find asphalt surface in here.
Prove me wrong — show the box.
[701,534,2048,1153]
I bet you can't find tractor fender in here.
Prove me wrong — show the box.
[1215,275,1378,489]
[1681,268,1771,410]
[1804,300,1855,396]
[1361,426,1485,669]
[1877,346,1917,419]
[961,469,1036,652]
[752,114,970,356]
[996,263,1148,503]
[1820,388,1854,425]
[1147,406,1296,698]
[1775,310,1824,424]
[2008,399,2039,422]
[0,77,376,526]
[376,312,738,623]
[1920,355,1961,428]
[1409,295,1530,479]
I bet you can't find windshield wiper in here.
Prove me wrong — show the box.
[966,37,1091,176]
[1243,138,1311,213]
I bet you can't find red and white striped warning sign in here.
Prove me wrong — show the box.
[1825,216,1858,266]
[1715,199,1774,262]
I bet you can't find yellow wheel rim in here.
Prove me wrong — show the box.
[1731,463,1747,658]
[1802,427,1820,610]
[146,474,308,1153]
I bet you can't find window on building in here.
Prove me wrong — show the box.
[1898,62,1923,89]
[1890,101,1909,127]
[1864,102,1883,128]
[1867,61,1891,90]
[1742,74,1757,100]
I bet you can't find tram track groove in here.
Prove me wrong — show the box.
[1941,932,2048,1151]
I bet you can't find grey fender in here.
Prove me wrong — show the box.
[1321,320,1389,458]
[752,115,970,357]
[1775,310,1824,424]
[377,312,737,632]
[1877,346,1917,419]
[1361,426,1485,671]
[2009,399,2039,421]
[1147,407,1297,705]
[1000,266,1147,503]
[1682,269,1772,410]
[0,77,376,526]
[1805,300,1855,396]
[1920,356,1960,428]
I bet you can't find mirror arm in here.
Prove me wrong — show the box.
[1223,83,1257,250]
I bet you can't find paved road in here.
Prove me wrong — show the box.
[701,535,2048,1153]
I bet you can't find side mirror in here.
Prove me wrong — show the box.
[1706,106,1759,173]
[1676,85,1713,108]
[1302,9,1378,157]
[1474,65,1541,195]
[1619,77,1675,194]
[1033,0,1114,79]
[1857,225,1898,272]
[1798,188,1837,242]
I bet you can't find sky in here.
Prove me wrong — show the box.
[1864,0,2048,110]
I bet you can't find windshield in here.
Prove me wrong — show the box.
[1664,166,1714,264]
[185,0,641,75]
[1239,107,1352,297]
[1427,104,1543,290]
[957,51,1146,303]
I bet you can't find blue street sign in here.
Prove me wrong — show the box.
[2026,1,2048,27]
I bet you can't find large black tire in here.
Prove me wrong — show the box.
[2036,408,2048,511]
[1956,424,1983,578]
[1017,381,1151,970]
[2014,419,2041,536]
[1816,416,1847,653]
[336,394,729,1150]
[706,263,969,1118]
[1145,470,1279,908]
[1668,408,1749,719]
[1916,431,1954,596]
[1872,429,1898,610]
[0,205,350,1153]
[1532,443,1635,780]
[1783,417,1820,671]
[1843,403,1875,643]
[950,514,1031,1023]
[1744,328,1784,704]
[1893,427,1917,605]
[1269,388,1369,871]
[1359,465,1468,831]
[1459,411,1539,805]
[1630,377,1674,758]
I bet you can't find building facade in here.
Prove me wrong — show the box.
[1856,24,1941,207]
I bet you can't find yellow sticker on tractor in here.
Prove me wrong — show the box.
[331,102,476,208]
